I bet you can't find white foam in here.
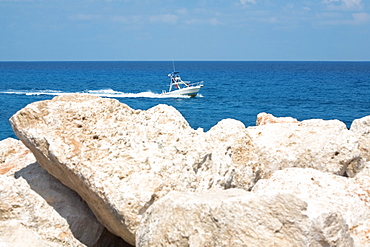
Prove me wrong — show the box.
[0,89,194,98]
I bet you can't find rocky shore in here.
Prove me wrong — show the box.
[1,94,370,246]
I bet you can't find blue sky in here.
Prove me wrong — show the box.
[1,0,369,61]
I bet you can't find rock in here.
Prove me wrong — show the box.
[350,115,370,162]
[256,112,299,126]
[9,94,365,245]
[252,168,370,246]
[0,137,35,175]
[194,118,248,190]
[235,118,362,187]
[136,189,353,247]
[0,221,47,247]
[9,95,255,244]
[0,138,108,246]
[190,116,362,191]
[350,115,370,132]
[9,94,203,245]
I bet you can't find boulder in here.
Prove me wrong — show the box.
[194,118,248,190]
[136,189,353,246]
[256,112,299,125]
[349,116,370,178]
[9,94,205,245]
[9,95,256,244]
[185,116,362,191]
[0,138,107,246]
[9,94,365,244]
[0,137,35,175]
[234,119,362,187]
[351,115,370,162]
[252,168,370,246]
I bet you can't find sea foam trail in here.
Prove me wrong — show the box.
[0,89,196,98]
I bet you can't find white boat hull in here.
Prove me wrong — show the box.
[163,85,203,97]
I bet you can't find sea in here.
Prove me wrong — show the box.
[1,61,370,140]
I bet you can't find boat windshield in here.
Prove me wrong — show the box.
[168,71,190,91]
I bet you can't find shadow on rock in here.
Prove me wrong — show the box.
[15,162,132,247]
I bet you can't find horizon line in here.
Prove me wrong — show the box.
[1,59,370,62]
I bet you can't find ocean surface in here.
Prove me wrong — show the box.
[1,61,370,140]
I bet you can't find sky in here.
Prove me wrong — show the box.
[1,0,369,61]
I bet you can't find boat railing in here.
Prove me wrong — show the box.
[188,81,204,87]
[168,81,203,87]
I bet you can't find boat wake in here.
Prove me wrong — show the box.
[0,89,199,98]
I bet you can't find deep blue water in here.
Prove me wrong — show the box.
[1,61,370,140]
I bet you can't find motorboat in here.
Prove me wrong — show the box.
[162,71,203,97]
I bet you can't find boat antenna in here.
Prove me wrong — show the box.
[172,60,176,72]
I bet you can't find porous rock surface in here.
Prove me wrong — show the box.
[346,115,370,178]
[0,138,106,246]
[8,94,368,245]
[10,94,248,245]
[256,112,299,125]
[253,168,370,247]
[136,188,353,247]
[239,118,362,180]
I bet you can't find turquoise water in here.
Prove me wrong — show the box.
[1,61,370,140]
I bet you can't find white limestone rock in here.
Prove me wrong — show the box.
[136,189,353,247]
[0,137,35,175]
[252,168,370,246]
[194,118,248,190]
[256,112,299,125]
[9,95,365,245]
[0,138,105,246]
[9,95,256,244]
[350,116,370,178]
[9,94,203,245]
[350,115,370,133]
[235,118,362,185]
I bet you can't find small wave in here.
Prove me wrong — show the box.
[0,89,193,98]
[2,89,65,96]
